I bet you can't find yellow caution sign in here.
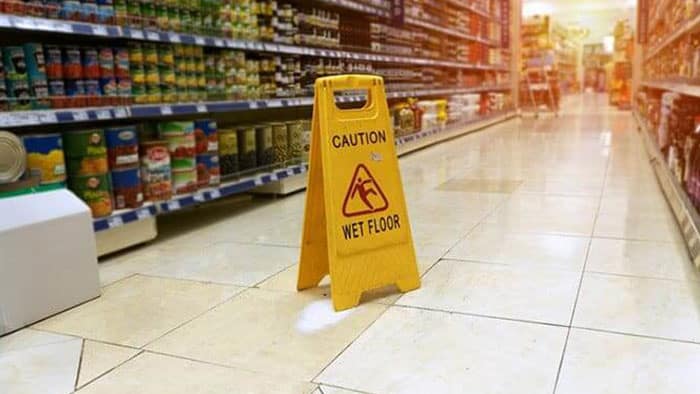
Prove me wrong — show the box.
[297,75,421,311]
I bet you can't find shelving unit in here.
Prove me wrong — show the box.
[636,0,700,268]
[0,0,518,255]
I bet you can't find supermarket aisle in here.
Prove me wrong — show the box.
[3,94,700,394]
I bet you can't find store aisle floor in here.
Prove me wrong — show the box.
[4,94,700,394]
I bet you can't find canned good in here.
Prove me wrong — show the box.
[82,48,100,79]
[64,79,86,107]
[158,121,194,136]
[286,121,302,163]
[168,7,181,31]
[254,124,274,168]
[100,77,118,102]
[146,84,161,103]
[105,126,139,169]
[156,4,169,30]
[194,119,217,154]
[196,153,220,187]
[84,79,102,106]
[22,133,66,185]
[143,44,158,66]
[159,66,176,86]
[300,119,311,163]
[128,43,143,65]
[62,46,83,79]
[60,1,82,21]
[117,78,132,103]
[68,173,113,217]
[140,140,172,201]
[6,79,33,110]
[81,2,98,23]
[111,166,143,209]
[172,168,197,194]
[126,0,141,27]
[158,45,174,66]
[163,134,195,170]
[161,85,177,103]
[98,47,114,77]
[97,5,115,24]
[218,129,238,176]
[140,1,156,28]
[3,47,28,80]
[0,131,26,184]
[114,47,130,78]
[131,65,145,85]
[237,126,256,171]
[63,129,107,158]
[270,122,288,165]
[44,45,63,79]
[48,79,68,108]
[23,43,47,82]
[144,65,160,85]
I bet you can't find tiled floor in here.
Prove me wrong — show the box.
[4,94,700,393]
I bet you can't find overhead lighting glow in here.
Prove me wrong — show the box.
[603,35,615,53]
[523,2,553,17]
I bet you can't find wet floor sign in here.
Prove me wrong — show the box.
[297,75,421,311]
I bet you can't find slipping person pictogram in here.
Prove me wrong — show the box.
[342,164,389,217]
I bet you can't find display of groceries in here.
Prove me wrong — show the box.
[0,117,310,217]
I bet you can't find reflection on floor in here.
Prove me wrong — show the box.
[3,94,700,394]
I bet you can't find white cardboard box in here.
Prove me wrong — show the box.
[0,189,100,335]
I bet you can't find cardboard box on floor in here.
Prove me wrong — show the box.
[0,189,100,335]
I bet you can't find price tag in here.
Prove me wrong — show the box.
[254,178,264,186]
[193,192,206,202]
[36,111,58,124]
[96,109,111,119]
[107,216,124,228]
[130,29,144,40]
[93,25,108,36]
[195,36,205,45]
[160,105,173,115]
[0,15,11,28]
[214,38,224,47]
[209,189,221,199]
[196,103,207,113]
[113,107,128,118]
[249,101,258,109]
[169,32,181,43]
[136,208,151,220]
[267,100,282,108]
[146,31,159,41]
[167,200,181,211]
[12,17,36,30]
[72,111,89,121]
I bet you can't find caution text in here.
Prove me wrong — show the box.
[332,130,387,149]
[342,214,401,240]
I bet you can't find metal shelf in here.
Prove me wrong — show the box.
[633,110,700,268]
[317,0,390,17]
[405,17,498,46]
[641,80,700,98]
[644,13,700,62]
[0,13,502,70]
[0,85,512,128]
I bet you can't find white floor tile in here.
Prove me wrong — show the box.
[586,238,697,281]
[34,275,242,347]
[317,307,567,394]
[397,260,581,325]
[146,288,386,381]
[77,340,140,388]
[556,328,700,394]
[573,273,700,342]
[77,352,315,394]
[446,225,589,271]
[0,329,82,394]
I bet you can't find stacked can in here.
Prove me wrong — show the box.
[140,140,172,201]
[22,133,67,185]
[173,45,205,102]
[194,119,220,187]
[62,46,86,107]
[205,51,225,100]
[2,46,33,110]
[44,45,67,108]
[223,50,246,101]
[22,43,50,109]
[237,125,256,171]
[98,47,117,106]
[82,47,103,106]
[97,0,115,24]
[300,119,311,163]
[286,120,303,164]
[143,43,161,104]
[128,43,146,104]
[254,123,274,169]
[159,44,176,103]
[114,47,131,105]
[270,122,288,166]
[106,126,143,209]
[158,121,196,194]
[63,129,113,217]
[218,128,238,177]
